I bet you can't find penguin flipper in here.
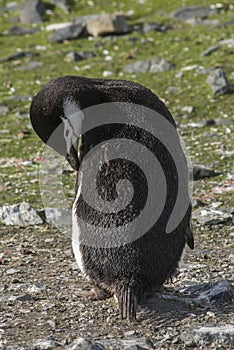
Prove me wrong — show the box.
[77,287,111,301]
[186,226,194,250]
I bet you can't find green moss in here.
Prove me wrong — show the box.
[0,0,233,212]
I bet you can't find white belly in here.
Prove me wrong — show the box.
[72,181,87,276]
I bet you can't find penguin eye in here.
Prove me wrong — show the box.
[65,129,69,137]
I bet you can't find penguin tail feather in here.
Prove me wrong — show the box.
[117,285,137,322]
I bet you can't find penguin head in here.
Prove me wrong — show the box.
[30,75,102,170]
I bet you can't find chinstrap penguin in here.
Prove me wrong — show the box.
[30,75,194,322]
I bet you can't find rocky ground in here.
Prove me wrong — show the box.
[0,223,234,349]
[0,0,234,349]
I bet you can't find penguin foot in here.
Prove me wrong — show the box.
[152,284,164,293]
[77,287,111,301]
[144,284,164,299]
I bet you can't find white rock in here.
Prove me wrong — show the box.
[86,14,129,37]
[103,70,113,77]
[0,202,43,226]
[181,324,234,346]
[46,22,72,31]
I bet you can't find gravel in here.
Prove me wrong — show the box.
[0,223,233,349]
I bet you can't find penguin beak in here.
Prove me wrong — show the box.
[65,145,80,171]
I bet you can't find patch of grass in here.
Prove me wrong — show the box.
[0,0,233,212]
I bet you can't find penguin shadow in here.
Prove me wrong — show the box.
[141,286,193,316]
[140,280,234,322]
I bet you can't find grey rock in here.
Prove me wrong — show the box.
[6,268,20,275]
[143,22,173,32]
[0,2,17,13]
[193,163,220,180]
[206,68,232,95]
[229,254,234,264]
[48,23,85,43]
[45,207,72,231]
[0,51,39,62]
[165,86,179,94]
[175,71,183,78]
[172,6,217,21]
[128,37,138,44]
[124,331,136,337]
[201,44,221,56]
[15,294,33,302]
[158,57,178,75]
[64,338,153,350]
[0,293,34,303]
[0,284,6,292]
[186,118,233,128]
[223,19,234,27]
[4,25,39,36]
[35,45,47,51]
[0,345,27,350]
[182,280,234,306]
[124,58,174,74]
[14,61,43,71]
[192,207,233,225]
[181,105,194,114]
[47,14,130,40]
[0,104,9,116]
[140,38,152,45]
[46,22,73,31]
[65,338,95,350]
[209,201,223,209]
[32,338,61,349]
[192,198,206,207]
[8,283,28,291]
[86,14,130,37]
[8,95,32,102]
[46,0,70,13]
[74,14,109,25]
[93,344,106,350]
[79,51,95,59]
[27,283,46,294]
[96,338,153,350]
[201,39,234,56]
[213,180,234,193]
[133,22,172,33]
[65,51,95,62]
[130,23,147,32]
[181,64,209,74]
[0,202,43,226]
[186,18,220,26]
[19,0,45,24]
[185,121,206,128]
[220,38,234,48]
[65,52,84,62]
[16,111,28,119]
[125,346,147,350]
[102,70,113,77]
[206,118,234,126]
[181,324,234,346]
